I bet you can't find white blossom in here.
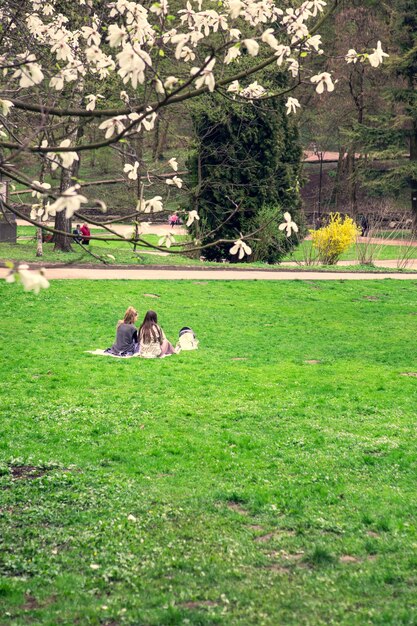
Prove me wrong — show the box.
[186,210,200,227]
[286,97,301,115]
[144,196,164,213]
[230,238,252,259]
[345,49,359,64]
[243,39,259,56]
[368,41,389,68]
[164,76,179,90]
[279,212,298,236]
[124,161,139,180]
[168,158,178,171]
[0,100,13,116]
[85,94,104,111]
[48,185,88,218]
[227,80,240,94]
[12,55,44,87]
[31,181,51,199]
[158,233,176,248]
[18,268,50,294]
[99,116,126,139]
[310,72,335,94]
[166,176,183,188]
[190,57,216,92]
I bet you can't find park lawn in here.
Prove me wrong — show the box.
[1,279,417,625]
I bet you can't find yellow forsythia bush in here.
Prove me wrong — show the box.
[310,213,360,265]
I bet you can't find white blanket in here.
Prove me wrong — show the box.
[87,349,140,359]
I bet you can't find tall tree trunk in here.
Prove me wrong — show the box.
[53,168,73,252]
[36,227,43,257]
[411,122,417,232]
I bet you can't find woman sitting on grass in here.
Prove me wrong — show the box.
[139,310,175,359]
[106,306,139,356]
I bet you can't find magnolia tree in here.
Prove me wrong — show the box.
[0,0,388,291]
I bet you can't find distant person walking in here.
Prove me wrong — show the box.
[80,223,91,245]
[360,214,370,237]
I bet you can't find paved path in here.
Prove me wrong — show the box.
[283,259,417,270]
[16,219,187,237]
[2,266,416,280]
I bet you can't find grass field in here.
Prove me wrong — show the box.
[1,279,417,625]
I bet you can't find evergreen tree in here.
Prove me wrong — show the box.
[188,92,302,262]
[349,0,417,220]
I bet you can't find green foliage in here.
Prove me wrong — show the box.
[188,91,302,262]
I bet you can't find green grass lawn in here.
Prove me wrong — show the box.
[1,279,417,625]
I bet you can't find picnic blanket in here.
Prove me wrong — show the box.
[87,349,140,359]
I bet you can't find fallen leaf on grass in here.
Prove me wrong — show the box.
[231,357,248,361]
[401,372,417,377]
[143,293,160,298]
[305,359,321,365]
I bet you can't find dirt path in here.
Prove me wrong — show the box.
[2,266,416,281]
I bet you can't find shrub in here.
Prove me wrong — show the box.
[310,213,360,265]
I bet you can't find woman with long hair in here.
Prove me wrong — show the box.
[138,310,175,358]
[106,306,139,356]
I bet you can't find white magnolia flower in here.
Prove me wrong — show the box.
[275,45,291,66]
[230,238,252,259]
[12,55,44,87]
[243,39,259,57]
[241,81,266,99]
[168,157,178,171]
[18,268,50,294]
[286,97,301,115]
[58,139,79,169]
[261,29,278,49]
[227,80,240,93]
[186,210,200,227]
[85,94,104,111]
[228,0,244,19]
[158,233,176,248]
[48,185,88,218]
[107,24,127,48]
[224,46,241,64]
[166,176,183,188]
[310,72,335,94]
[124,161,140,180]
[99,116,126,139]
[279,212,299,237]
[345,49,359,64]
[164,76,179,90]
[190,57,216,92]
[0,100,14,116]
[144,196,164,213]
[368,41,389,68]
[306,35,322,52]
[31,181,51,199]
